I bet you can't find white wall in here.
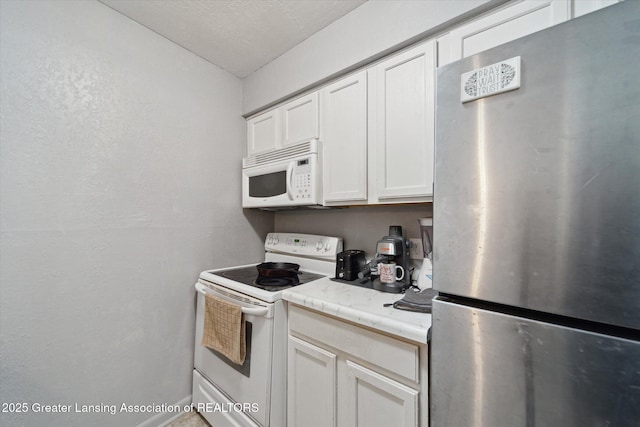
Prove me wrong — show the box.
[0,1,272,426]
[242,0,501,115]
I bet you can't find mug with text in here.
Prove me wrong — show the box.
[379,263,405,284]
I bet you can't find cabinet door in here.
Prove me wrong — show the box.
[442,0,570,66]
[345,361,418,427]
[572,0,621,18]
[247,109,280,155]
[282,92,319,147]
[288,336,337,427]
[321,71,368,205]
[369,40,435,202]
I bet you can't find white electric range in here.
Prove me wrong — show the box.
[192,233,343,427]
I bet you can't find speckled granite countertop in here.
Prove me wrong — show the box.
[282,277,432,344]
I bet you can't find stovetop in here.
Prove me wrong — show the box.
[212,266,326,292]
[198,233,343,302]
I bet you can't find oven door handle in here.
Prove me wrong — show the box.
[241,306,269,316]
[195,283,270,317]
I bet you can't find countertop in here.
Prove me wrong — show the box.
[282,277,432,344]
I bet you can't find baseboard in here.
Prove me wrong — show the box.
[136,395,192,427]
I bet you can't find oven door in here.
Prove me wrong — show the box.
[194,281,274,426]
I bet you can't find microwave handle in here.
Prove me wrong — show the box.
[286,162,295,200]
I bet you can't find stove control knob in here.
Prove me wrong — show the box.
[273,236,279,245]
[315,241,323,251]
[324,241,332,252]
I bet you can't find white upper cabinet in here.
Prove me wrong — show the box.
[368,40,435,203]
[439,0,571,66]
[282,92,320,147]
[247,109,280,156]
[320,70,368,205]
[246,92,319,156]
[320,40,435,206]
[572,0,622,18]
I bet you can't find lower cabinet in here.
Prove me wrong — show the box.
[345,361,418,427]
[287,304,428,427]
[288,336,337,427]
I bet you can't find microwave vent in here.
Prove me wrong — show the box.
[243,140,319,168]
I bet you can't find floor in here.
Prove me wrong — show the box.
[167,411,210,427]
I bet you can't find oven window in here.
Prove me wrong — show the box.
[249,171,286,197]
[209,322,252,378]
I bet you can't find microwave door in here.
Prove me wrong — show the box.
[241,142,321,208]
[243,160,292,208]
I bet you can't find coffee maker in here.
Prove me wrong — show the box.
[372,225,412,293]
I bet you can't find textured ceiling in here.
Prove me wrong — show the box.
[99,0,367,78]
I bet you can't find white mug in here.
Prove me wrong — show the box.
[379,263,405,284]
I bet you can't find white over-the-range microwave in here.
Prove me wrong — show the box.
[242,139,322,209]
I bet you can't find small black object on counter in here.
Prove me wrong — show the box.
[335,250,366,281]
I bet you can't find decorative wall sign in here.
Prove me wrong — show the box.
[461,56,521,103]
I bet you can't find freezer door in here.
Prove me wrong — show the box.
[433,1,640,329]
[430,299,640,427]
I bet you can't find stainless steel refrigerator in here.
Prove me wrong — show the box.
[431,2,640,426]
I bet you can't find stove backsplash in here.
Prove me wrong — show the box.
[274,204,432,259]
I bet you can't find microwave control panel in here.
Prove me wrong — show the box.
[293,158,314,200]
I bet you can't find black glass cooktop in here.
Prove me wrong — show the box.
[212,266,326,292]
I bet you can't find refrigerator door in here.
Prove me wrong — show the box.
[433,1,640,329]
[431,299,640,427]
